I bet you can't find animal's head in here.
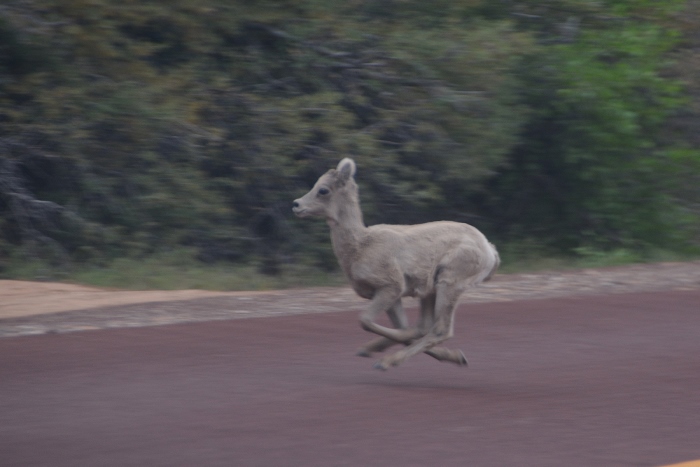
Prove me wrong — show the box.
[293,158,358,222]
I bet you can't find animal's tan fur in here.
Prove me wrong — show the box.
[293,158,499,370]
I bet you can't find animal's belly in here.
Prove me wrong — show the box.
[402,274,433,298]
[352,281,375,300]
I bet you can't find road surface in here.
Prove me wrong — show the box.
[1,290,699,466]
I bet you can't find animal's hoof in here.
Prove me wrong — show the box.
[356,349,372,358]
[458,350,469,367]
[373,361,389,371]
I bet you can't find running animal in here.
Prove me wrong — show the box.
[292,158,500,370]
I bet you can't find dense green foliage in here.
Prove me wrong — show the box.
[1,0,699,279]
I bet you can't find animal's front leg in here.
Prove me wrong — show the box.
[357,301,409,357]
[359,288,421,344]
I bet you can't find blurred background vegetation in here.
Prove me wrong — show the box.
[1,0,699,289]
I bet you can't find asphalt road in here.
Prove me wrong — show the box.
[1,290,699,467]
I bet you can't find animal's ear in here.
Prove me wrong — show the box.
[336,158,356,183]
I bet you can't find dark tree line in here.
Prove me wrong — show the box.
[1,0,698,276]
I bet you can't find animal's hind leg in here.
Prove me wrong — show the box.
[417,294,436,335]
[374,282,464,370]
[415,294,467,365]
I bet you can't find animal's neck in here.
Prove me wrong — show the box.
[328,194,366,272]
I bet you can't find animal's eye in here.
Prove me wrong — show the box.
[318,188,330,196]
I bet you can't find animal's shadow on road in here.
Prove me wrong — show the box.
[352,373,475,392]
[350,371,569,402]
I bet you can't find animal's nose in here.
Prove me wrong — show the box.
[292,200,300,209]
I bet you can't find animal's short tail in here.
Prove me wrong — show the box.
[483,243,500,282]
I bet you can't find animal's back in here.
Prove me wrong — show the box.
[370,221,491,259]
[363,221,498,297]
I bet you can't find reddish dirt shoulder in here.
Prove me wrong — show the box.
[0,280,274,319]
[1,260,699,338]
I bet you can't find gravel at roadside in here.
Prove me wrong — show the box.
[1,261,699,338]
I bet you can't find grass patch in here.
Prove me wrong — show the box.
[499,241,698,274]
[2,245,698,291]
[0,249,346,291]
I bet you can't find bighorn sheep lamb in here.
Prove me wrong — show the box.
[292,158,500,370]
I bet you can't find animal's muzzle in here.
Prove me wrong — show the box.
[292,200,307,217]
